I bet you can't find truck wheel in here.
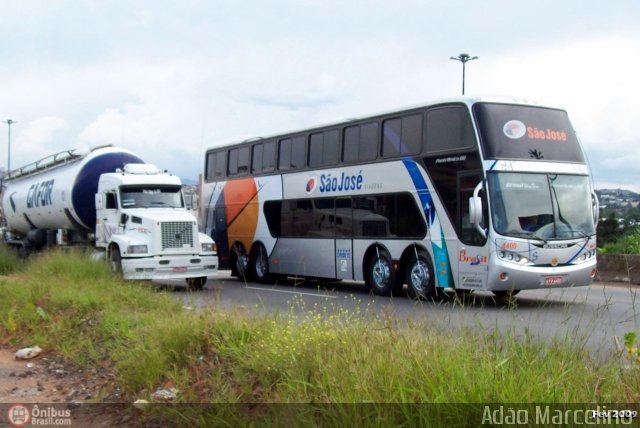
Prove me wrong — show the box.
[405,250,436,300]
[186,277,207,291]
[110,248,122,276]
[251,244,271,283]
[366,249,396,296]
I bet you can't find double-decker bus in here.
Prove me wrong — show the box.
[201,97,598,299]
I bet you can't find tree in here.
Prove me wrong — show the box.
[597,212,623,248]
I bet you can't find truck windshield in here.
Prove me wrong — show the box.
[120,185,184,208]
[488,173,595,240]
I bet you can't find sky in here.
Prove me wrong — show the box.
[0,0,639,191]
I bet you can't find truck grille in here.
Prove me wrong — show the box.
[161,222,194,250]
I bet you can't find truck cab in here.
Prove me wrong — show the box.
[95,163,217,289]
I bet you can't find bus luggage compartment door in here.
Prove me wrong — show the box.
[335,239,354,280]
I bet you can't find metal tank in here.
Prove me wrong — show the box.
[2,145,143,239]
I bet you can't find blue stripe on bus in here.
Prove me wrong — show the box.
[566,238,590,264]
[402,158,453,288]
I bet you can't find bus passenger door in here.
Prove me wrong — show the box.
[457,172,489,290]
[335,197,354,280]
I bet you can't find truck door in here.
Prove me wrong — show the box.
[335,197,354,280]
[96,192,119,246]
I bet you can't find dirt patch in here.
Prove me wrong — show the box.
[0,347,140,426]
[0,347,117,403]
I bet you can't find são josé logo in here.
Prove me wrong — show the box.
[306,175,318,194]
[306,171,363,194]
[503,120,526,139]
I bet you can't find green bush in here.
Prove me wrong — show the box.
[600,227,640,254]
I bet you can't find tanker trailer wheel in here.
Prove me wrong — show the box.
[186,277,207,291]
[109,247,123,276]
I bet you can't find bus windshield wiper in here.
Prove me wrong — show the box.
[507,231,548,243]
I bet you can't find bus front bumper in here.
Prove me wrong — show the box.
[488,258,597,291]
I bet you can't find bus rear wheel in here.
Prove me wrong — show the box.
[367,249,397,296]
[250,244,271,283]
[405,250,436,300]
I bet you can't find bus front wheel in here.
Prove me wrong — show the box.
[251,244,271,283]
[493,290,520,300]
[405,251,436,300]
[367,249,397,296]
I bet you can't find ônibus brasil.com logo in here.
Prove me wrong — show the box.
[6,404,72,426]
[7,404,30,426]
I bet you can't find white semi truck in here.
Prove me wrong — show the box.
[1,145,217,289]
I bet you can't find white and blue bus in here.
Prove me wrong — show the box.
[201,97,598,299]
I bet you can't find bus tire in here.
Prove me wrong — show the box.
[250,244,271,283]
[405,250,436,300]
[233,243,253,283]
[367,249,396,296]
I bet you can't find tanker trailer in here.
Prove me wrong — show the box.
[1,145,217,289]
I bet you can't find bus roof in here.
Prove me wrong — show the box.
[205,95,563,151]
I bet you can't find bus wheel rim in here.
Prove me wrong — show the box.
[256,253,266,277]
[410,262,428,292]
[373,260,390,287]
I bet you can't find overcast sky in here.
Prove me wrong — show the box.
[1,1,638,190]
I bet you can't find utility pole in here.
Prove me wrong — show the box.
[450,53,478,95]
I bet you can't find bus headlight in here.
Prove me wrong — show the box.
[202,243,217,253]
[498,250,531,265]
[574,250,596,264]
[127,245,148,254]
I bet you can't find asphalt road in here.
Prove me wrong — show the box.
[162,272,639,360]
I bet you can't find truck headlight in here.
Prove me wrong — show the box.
[127,245,148,254]
[202,243,216,253]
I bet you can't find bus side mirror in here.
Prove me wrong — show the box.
[469,196,483,226]
[592,191,599,228]
[469,181,487,239]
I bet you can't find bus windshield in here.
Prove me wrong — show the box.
[120,185,184,208]
[488,173,595,239]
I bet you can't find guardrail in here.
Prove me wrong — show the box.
[596,254,640,284]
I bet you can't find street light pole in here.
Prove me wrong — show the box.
[3,119,16,172]
[450,53,478,95]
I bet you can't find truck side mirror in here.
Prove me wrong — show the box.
[120,213,129,226]
[95,194,104,210]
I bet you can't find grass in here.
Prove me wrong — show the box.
[0,247,638,426]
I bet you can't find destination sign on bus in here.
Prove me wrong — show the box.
[474,103,585,163]
[526,127,568,141]
[502,120,567,141]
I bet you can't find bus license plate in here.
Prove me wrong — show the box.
[172,267,188,273]
[543,276,563,286]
